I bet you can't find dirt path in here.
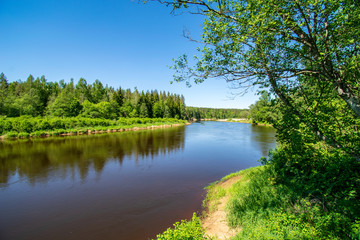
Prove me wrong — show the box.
[202,176,242,239]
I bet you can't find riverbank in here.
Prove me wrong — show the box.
[155,163,358,239]
[216,118,273,127]
[216,118,250,123]
[192,118,273,127]
[0,117,189,141]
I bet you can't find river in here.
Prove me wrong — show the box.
[0,121,276,240]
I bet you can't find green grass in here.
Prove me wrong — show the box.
[226,166,359,239]
[154,164,359,240]
[203,181,227,213]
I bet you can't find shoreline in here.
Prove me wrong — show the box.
[216,119,273,127]
[198,118,272,127]
[0,122,191,141]
[201,172,245,239]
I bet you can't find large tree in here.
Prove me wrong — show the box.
[152,0,360,159]
[154,0,360,115]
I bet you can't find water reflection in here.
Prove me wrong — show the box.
[0,127,185,187]
[250,125,277,156]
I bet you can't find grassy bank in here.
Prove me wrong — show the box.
[0,116,188,140]
[154,163,359,240]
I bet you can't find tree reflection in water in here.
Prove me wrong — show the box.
[0,126,186,187]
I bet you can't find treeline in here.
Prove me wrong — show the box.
[248,92,280,124]
[0,73,187,119]
[186,106,249,120]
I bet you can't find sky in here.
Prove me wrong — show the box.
[0,0,259,109]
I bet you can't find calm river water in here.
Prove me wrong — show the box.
[0,121,276,240]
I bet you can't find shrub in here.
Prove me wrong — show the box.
[4,131,18,138]
[69,129,78,134]
[2,119,13,132]
[34,118,52,131]
[226,166,360,240]
[49,131,60,136]
[78,129,88,134]
[31,131,48,137]
[49,118,65,129]
[153,213,207,240]
[18,132,30,138]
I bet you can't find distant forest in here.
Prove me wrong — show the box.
[186,107,249,120]
[0,73,248,120]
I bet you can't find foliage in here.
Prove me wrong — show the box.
[226,166,359,239]
[0,116,187,138]
[0,73,189,120]
[4,131,18,138]
[153,213,208,240]
[186,106,249,120]
[0,72,250,123]
[158,0,360,158]
[263,145,360,221]
[249,92,280,124]
[164,0,360,116]
[17,132,30,138]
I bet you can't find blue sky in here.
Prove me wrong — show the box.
[0,0,259,108]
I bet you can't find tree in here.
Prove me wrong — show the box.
[158,0,360,115]
[0,73,9,115]
[249,92,280,124]
[91,79,106,103]
[76,78,92,103]
[153,101,164,118]
[139,102,150,118]
[154,0,360,160]
[47,83,82,117]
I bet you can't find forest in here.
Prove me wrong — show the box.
[0,73,187,119]
[0,72,252,137]
[0,72,249,121]
[186,106,249,120]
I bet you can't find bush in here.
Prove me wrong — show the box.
[226,166,360,240]
[49,118,65,129]
[0,116,186,138]
[18,132,30,138]
[153,213,207,240]
[2,119,13,132]
[4,131,18,138]
[49,131,60,136]
[34,118,52,131]
[31,131,48,137]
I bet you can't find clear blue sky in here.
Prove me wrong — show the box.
[0,0,259,109]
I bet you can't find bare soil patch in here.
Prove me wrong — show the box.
[202,175,242,239]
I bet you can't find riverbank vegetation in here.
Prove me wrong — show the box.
[152,0,360,239]
[248,92,280,125]
[186,107,249,120]
[0,73,191,139]
[0,116,186,139]
[204,164,359,239]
